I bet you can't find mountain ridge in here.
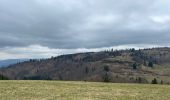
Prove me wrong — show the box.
[1,47,170,84]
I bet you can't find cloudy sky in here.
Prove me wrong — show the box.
[0,0,170,60]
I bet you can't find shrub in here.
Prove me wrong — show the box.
[148,61,153,67]
[161,80,163,84]
[103,65,109,72]
[151,78,158,84]
[132,63,137,69]
[103,73,111,82]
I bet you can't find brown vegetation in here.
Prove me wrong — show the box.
[1,47,170,84]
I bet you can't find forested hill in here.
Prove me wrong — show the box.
[1,47,170,84]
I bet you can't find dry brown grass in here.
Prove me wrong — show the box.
[0,80,170,100]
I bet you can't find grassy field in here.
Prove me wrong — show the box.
[0,81,170,100]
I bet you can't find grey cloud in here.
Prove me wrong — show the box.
[0,0,170,49]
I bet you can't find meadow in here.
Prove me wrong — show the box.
[0,80,170,100]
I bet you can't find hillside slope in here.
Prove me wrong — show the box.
[1,47,170,84]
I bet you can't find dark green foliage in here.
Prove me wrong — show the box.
[151,78,158,84]
[0,74,9,80]
[161,80,163,84]
[131,50,145,63]
[148,61,153,67]
[29,59,37,62]
[103,73,111,82]
[132,63,137,69]
[103,65,109,72]
[103,65,111,82]
[131,48,135,52]
[136,77,148,83]
[85,67,89,74]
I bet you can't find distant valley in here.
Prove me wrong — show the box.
[0,59,29,68]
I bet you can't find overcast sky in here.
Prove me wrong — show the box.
[0,0,170,60]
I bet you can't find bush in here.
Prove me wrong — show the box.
[132,63,137,69]
[136,77,148,83]
[103,73,111,82]
[103,65,110,72]
[151,78,158,84]
[148,61,153,67]
[161,80,163,84]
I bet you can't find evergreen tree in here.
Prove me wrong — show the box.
[151,78,158,84]
[103,65,109,72]
[148,61,153,67]
[132,63,137,69]
[103,73,111,82]
[161,80,163,84]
